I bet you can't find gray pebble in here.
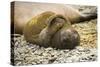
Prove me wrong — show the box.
[12,35,97,65]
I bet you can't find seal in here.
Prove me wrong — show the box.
[23,12,80,49]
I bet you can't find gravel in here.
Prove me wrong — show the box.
[72,19,97,48]
[11,35,97,66]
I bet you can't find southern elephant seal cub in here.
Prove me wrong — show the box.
[23,11,80,49]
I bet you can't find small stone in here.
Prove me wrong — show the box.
[49,57,57,63]
[45,47,53,51]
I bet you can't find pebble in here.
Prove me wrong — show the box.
[12,37,97,66]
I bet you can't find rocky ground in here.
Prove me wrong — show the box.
[11,6,97,66]
[72,19,97,48]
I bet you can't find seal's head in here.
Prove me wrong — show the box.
[51,27,80,49]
